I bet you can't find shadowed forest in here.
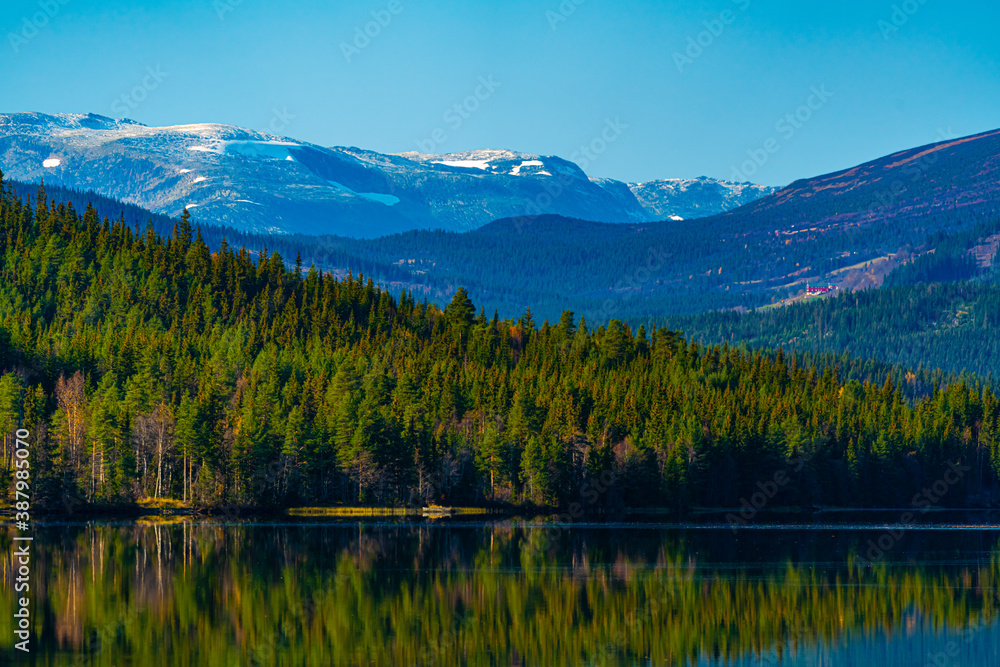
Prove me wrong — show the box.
[0,176,999,512]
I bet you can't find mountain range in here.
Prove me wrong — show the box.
[0,112,777,237]
[1,115,1000,378]
[288,126,1000,322]
[5,114,997,322]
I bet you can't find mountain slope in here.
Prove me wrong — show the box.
[0,112,772,237]
[309,128,1000,321]
[736,129,1000,225]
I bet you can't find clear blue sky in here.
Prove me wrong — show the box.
[1,0,998,186]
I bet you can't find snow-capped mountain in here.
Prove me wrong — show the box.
[0,113,775,237]
[627,177,780,221]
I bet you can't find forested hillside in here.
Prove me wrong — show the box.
[666,282,1000,381]
[5,178,435,297]
[1,174,999,512]
[258,199,1000,323]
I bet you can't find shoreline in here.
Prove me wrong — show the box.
[5,503,1000,521]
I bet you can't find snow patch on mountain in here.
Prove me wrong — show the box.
[402,149,562,179]
[432,160,491,170]
[510,160,543,175]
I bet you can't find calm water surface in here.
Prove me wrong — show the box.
[3,516,1000,665]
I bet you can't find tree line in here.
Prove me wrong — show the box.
[1,174,999,511]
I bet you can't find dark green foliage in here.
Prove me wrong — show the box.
[1,177,999,511]
[664,281,1000,381]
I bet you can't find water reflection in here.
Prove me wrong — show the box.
[2,519,1000,665]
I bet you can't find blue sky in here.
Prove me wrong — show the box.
[1,0,998,186]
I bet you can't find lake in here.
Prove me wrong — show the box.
[4,515,1000,665]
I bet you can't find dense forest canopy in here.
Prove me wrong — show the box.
[663,281,1000,381]
[0,172,998,512]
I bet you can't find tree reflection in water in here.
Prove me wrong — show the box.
[2,520,1000,666]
